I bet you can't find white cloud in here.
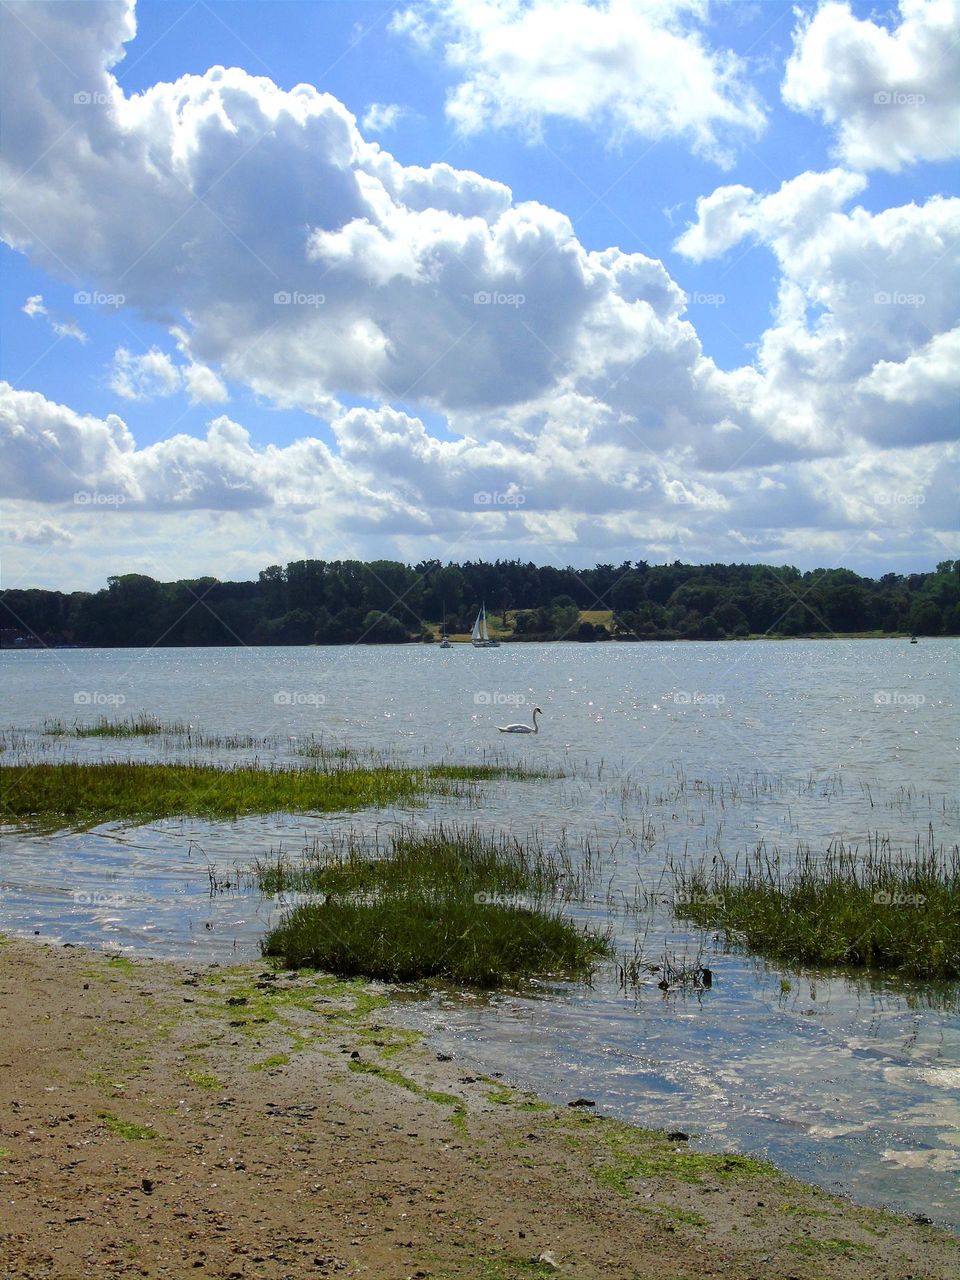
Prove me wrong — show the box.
[0,0,956,583]
[2,377,954,586]
[21,292,88,342]
[12,519,74,546]
[783,0,960,172]
[674,169,868,261]
[361,102,407,133]
[392,0,766,165]
[50,316,89,343]
[675,172,960,453]
[183,362,229,405]
[110,347,181,400]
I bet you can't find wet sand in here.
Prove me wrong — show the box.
[0,936,956,1279]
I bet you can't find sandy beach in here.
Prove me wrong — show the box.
[0,935,956,1280]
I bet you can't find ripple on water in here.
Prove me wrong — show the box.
[1,638,958,1227]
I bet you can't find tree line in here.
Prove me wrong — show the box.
[2,558,958,648]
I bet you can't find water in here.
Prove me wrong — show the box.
[1,639,958,1226]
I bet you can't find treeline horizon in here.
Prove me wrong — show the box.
[2,557,958,648]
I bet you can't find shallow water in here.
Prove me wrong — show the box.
[1,639,958,1226]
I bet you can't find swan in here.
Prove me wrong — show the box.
[498,707,542,734]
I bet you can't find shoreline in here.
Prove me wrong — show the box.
[1,936,956,1279]
[0,631,940,650]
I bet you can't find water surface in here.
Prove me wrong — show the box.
[1,639,957,1226]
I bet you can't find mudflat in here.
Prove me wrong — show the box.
[0,936,956,1280]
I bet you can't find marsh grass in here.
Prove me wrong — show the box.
[43,713,190,738]
[40,715,276,750]
[254,822,584,899]
[673,829,960,980]
[259,823,611,987]
[0,759,554,831]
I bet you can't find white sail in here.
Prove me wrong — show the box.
[472,602,499,646]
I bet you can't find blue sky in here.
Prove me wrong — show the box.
[1,0,958,590]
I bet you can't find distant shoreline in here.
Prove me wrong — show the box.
[0,631,936,650]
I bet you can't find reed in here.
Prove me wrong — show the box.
[42,713,191,738]
[258,823,611,987]
[254,822,583,898]
[672,828,959,980]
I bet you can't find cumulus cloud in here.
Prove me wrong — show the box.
[0,382,424,526]
[675,173,960,449]
[0,0,956,582]
[12,519,74,546]
[1,379,954,585]
[182,361,229,405]
[361,102,407,133]
[673,169,868,262]
[783,0,960,172]
[22,295,46,318]
[110,347,181,400]
[392,0,766,165]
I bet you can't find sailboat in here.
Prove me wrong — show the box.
[471,603,500,648]
[439,602,452,648]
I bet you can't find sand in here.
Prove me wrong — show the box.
[0,936,956,1279]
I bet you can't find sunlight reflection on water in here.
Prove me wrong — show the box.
[1,638,957,1225]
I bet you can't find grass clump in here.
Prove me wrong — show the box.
[42,713,191,738]
[260,823,611,988]
[673,830,960,980]
[2,759,556,831]
[255,822,584,900]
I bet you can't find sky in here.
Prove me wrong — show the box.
[1,0,958,593]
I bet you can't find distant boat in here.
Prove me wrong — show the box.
[910,635,918,644]
[439,602,452,648]
[471,603,500,648]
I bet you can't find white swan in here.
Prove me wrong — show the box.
[498,707,542,734]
